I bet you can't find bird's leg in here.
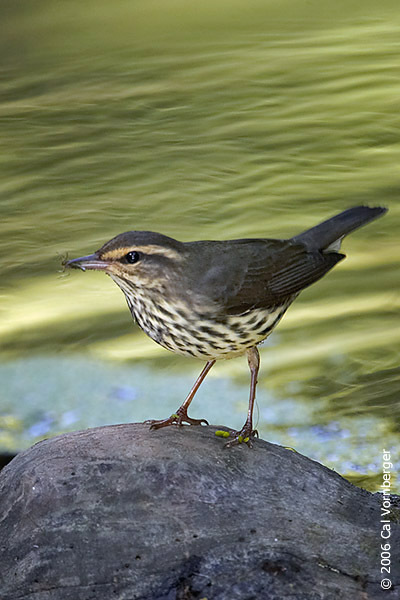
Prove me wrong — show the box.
[225,347,260,448]
[146,360,216,430]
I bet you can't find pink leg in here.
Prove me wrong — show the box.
[225,347,260,448]
[146,360,216,430]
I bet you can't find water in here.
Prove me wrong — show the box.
[1,0,399,492]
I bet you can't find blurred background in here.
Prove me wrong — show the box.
[1,0,399,491]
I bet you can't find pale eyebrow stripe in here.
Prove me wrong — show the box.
[101,245,183,261]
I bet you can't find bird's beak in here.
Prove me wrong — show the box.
[64,253,110,272]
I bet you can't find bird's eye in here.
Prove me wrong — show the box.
[125,251,140,264]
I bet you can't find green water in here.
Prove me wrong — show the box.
[1,0,399,492]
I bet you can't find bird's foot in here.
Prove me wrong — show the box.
[216,424,258,448]
[145,407,209,430]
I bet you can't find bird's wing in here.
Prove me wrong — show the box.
[191,239,344,315]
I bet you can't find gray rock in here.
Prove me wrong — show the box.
[0,423,399,600]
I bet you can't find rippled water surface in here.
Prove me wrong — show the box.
[1,0,399,491]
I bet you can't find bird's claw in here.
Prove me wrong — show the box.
[217,426,258,448]
[145,411,209,430]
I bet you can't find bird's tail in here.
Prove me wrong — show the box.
[291,206,388,252]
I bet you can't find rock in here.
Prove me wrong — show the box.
[0,423,399,600]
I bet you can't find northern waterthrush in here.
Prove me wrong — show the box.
[66,206,387,446]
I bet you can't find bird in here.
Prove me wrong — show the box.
[65,205,387,447]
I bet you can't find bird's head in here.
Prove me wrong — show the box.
[65,231,186,293]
